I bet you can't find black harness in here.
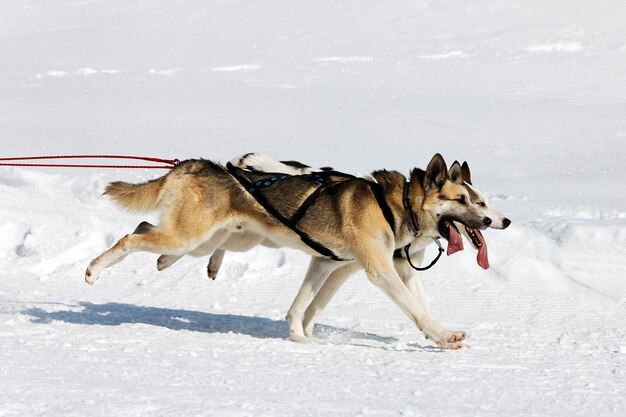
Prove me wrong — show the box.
[227,163,355,261]
[228,163,442,270]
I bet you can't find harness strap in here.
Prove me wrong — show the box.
[226,162,348,261]
[403,181,421,237]
[246,175,291,193]
[291,185,326,224]
[366,181,396,233]
[304,171,350,181]
[289,172,357,225]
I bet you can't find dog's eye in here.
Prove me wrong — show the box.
[456,196,467,205]
[477,202,486,207]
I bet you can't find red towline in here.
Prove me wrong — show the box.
[0,155,180,169]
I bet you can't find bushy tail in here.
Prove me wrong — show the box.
[105,176,167,212]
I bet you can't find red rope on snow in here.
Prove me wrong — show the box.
[0,155,180,169]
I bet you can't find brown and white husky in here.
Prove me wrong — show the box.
[86,153,505,349]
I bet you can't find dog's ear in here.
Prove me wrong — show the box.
[461,161,472,185]
[425,153,448,189]
[449,161,463,184]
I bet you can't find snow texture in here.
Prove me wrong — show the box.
[1,0,625,416]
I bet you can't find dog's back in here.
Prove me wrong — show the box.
[231,153,332,175]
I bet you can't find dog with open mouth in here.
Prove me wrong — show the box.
[87,153,500,349]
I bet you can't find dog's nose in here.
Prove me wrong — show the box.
[483,217,492,227]
[502,218,511,228]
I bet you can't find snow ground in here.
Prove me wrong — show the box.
[1,1,625,416]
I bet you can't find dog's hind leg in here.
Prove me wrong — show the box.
[133,221,155,235]
[302,262,360,337]
[85,227,195,285]
[207,249,225,280]
[286,257,341,342]
[157,254,184,271]
[106,221,156,269]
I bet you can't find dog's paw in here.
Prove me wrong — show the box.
[207,261,220,280]
[287,320,307,342]
[435,340,470,350]
[85,262,100,285]
[442,330,468,344]
[424,328,470,350]
[289,332,307,343]
[157,255,177,271]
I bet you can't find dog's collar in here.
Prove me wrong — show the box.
[395,181,444,271]
[403,181,421,237]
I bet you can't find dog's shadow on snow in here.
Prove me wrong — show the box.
[23,302,403,346]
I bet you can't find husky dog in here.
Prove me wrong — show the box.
[86,154,494,349]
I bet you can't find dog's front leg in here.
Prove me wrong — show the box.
[367,261,468,350]
[394,254,468,345]
[286,257,341,342]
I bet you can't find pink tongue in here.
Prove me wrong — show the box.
[446,224,464,256]
[475,230,490,270]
